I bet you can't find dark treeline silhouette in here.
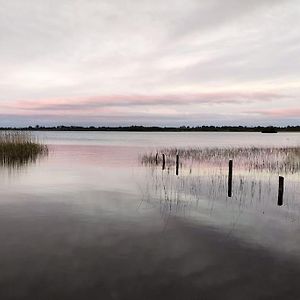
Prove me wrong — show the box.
[0,125,299,132]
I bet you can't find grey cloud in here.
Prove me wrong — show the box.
[165,0,286,40]
[15,91,285,112]
[1,112,298,128]
[0,0,299,125]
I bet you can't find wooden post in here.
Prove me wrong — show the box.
[278,176,284,206]
[155,152,158,165]
[228,160,233,197]
[162,154,166,170]
[176,154,179,176]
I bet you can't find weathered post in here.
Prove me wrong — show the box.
[162,154,166,170]
[155,152,158,165]
[228,160,233,197]
[278,176,284,206]
[176,154,179,176]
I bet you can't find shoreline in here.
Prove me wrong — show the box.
[0,125,300,133]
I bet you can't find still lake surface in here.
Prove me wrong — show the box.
[0,131,300,299]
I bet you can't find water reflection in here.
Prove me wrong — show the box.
[141,147,300,258]
[0,135,300,299]
[0,150,48,170]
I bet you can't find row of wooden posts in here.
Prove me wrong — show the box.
[156,154,285,206]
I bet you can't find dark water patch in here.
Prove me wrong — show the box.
[0,191,299,300]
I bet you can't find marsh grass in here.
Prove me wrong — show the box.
[141,150,300,225]
[141,145,300,222]
[141,146,300,174]
[0,131,48,168]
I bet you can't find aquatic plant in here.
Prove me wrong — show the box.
[141,146,300,223]
[141,146,300,174]
[0,131,48,167]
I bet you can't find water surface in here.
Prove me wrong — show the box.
[0,131,300,299]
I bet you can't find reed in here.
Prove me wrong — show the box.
[141,145,300,222]
[0,131,48,167]
[141,146,300,174]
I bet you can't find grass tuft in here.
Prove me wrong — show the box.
[0,131,48,167]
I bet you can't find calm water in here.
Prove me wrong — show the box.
[0,131,300,300]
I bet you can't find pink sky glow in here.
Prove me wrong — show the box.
[0,0,299,126]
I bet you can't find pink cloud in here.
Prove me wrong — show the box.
[247,108,300,118]
[2,91,285,115]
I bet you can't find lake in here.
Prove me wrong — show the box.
[0,131,300,299]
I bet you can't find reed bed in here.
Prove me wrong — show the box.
[0,131,48,167]
[141,146,300,174]
[141,147,300,223]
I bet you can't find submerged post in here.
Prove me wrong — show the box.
[162,153,166,170]
[278,176,284,206]
[228,160,233,197]
[176,154,179,176]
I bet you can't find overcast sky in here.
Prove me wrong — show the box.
[0,0,299,126]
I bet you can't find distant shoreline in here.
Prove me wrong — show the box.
[0,126,299,132]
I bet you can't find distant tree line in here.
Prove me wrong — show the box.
[0,125,299,132]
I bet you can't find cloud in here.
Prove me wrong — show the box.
[1,110,298,127]
[0,0,299,125]
[6,91,283,113]
[247,108,300,118]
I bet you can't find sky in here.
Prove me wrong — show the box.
[0,0,299,127]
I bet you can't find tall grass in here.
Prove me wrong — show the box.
[141,146,300,174]
[0,131,48,167]
[140,146,300,223]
